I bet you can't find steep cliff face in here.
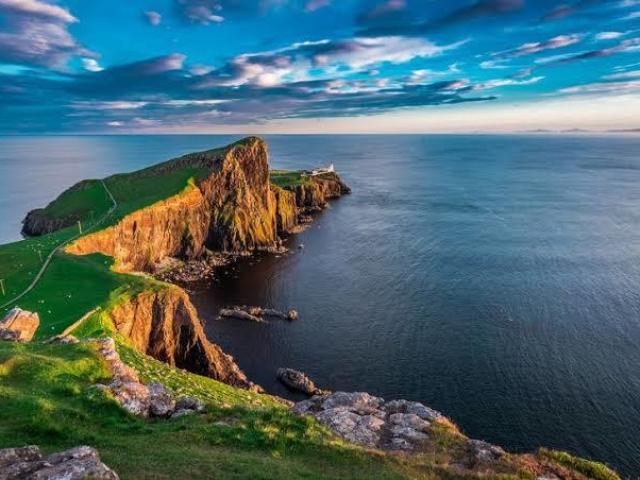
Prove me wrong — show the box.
[104,286,258,391]
[66,137,350,272]
[287,172,351,213]
[199,138,278,251]
[67,184,210,272]
[22,210,74,237]
[271,186,298,233]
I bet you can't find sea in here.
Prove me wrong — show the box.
[1,134,639,475]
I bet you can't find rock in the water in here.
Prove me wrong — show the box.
[276,368,325,396]
[148,382,176,417]
[0,307,40,342]
[218,308,265,323]
[0,445,118,479]
[287,309,298,321]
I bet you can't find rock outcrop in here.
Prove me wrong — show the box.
[293,392,615,479]
[95,337,205,418]
[0,445,118,479]
[293,392,442,451]
[0,308,39,342]
[101,288,258,391]
[285,172,351,213]
[277,368,326,396]
[65,137,349,273]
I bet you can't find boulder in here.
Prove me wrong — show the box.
[0,445,118,479]
[148,382,176,417]
[175,396,205,413]
[276,368,325,396]
[0,307,39,342]
[110,380,150,417]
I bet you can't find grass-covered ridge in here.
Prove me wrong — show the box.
[270,170,311,188]
[0,340,422,479]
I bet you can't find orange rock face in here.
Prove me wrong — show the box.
[103,286,259,391]
[66,137,349,273]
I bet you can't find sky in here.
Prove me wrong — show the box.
[0,0,639,134]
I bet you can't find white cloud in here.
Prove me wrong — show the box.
[476,76,545,90]
[596,31,625,40]
[82,58,103,72]
[0,0,76,23]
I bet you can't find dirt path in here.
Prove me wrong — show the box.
[0,180,117,311]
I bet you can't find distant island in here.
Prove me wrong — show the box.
[0,138,619,479]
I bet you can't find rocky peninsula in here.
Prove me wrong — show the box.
[0,137,620,479]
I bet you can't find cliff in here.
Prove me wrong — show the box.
[65,137,349,272]
[27,137,349,392]
[103,286,258,391]
[286,172,351,213]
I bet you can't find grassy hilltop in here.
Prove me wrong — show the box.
[0,141,621,480]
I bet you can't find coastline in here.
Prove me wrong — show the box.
[0,136,624,480]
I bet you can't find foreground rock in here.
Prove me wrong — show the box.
[0,308,39,342]
[95,337,204,418]
[293,392,440,450]
[0,445,118,479]
[277,368,327,396]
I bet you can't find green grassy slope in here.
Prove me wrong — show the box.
[0,341,419,480]
[34,179,113,223]
[270,170,311,188]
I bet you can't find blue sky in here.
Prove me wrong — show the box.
[0,0,638,133]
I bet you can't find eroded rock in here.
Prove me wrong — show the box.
[0,308,39,342]
[148,382,176,417]
[276,368,326,396]
[292,392,441,452]
[0,445,118,479]
[95,338,205,419]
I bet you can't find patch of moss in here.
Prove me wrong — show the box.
[538,449,620,480]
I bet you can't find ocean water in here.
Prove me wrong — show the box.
[1,134,640,475]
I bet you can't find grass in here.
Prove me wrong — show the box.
[33,179,113,222]
[538,448,620,480]
[0,252,154,339]
[104,165,210,223]
[0,340,422,480]
[0,227,78,303]
[270,170,311,188]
